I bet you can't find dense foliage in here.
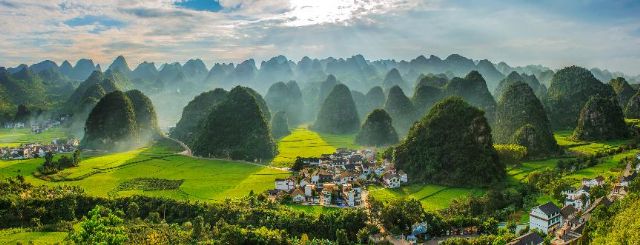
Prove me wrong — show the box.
[394,97,504,186]
[271,111,290,139]
[0,177,369,244]
[313,84,360,134]
[81,91,138,151]
[545,66,615,129]
[355,109,399,147]
[572,96,629,140]
[192,86,277,161]
[494,82,559,157]
[170,89,228,145]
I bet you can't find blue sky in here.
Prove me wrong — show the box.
[0,0,638,75]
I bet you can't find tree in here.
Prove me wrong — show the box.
[573,96,628,141]
[192,215,206,241]
[192,86,277,161]
[69,205,127,245]
[494,82,559,157]
[72,149,81,167]
[335,229,348,245]
[271,111,290,139]
[494,144,527,165]
[395,97,504,186]
[126,202,139,220]
[313,84,360,134]
[380,199,424,235]
[355,109,399,147]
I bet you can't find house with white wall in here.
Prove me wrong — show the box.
[529,202,562,234]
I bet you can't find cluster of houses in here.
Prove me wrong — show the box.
[0,138,79,160]
[269,148,408,207]
[514,157,640,245]
[4,117,67,134]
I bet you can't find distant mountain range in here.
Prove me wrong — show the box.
[4,54,636,95]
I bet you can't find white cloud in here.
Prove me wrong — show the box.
[0,0,638,75]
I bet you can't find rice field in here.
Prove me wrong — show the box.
[554,130,629,155]
[272,126,358,167]
[368,184,485,211]
[0,228,66,245]
[0,143,290,202]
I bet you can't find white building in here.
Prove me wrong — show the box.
[304,184,316,197]
[563,186,590,210]
[383,173,401,188]
[529,202,562,234]
[275,178,295,191]
[398,170,408,183]
[581,176,604,187]
[291,189,306,203]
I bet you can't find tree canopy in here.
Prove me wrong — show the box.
[394,97,504,186]
[355,109,399,147]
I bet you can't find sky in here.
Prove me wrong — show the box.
[0,0,639,75]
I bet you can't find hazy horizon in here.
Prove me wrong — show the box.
[1,0,639,75]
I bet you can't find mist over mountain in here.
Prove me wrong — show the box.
[3,53,638,130]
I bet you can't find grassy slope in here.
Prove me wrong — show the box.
[272,126,338,167]
[0,228,66,245]
[369,184,485,211]
[0,132,290,201]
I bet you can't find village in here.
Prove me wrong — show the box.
[3,117,67,134]
[0,138,79,160]
[268,148,408,207]
[510,155,640,245]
